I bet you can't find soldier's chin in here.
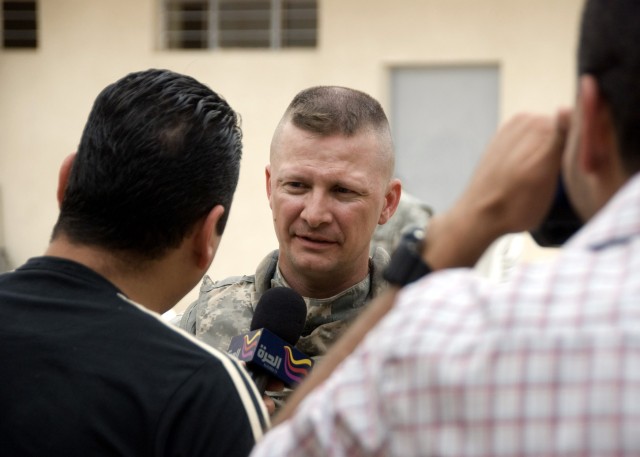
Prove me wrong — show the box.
[292,255,336,274]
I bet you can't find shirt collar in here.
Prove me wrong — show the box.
[271,263,372,312]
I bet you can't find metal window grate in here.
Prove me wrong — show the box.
[2,0,37,49]
[219,0,271,48]
[282,0,316,47]
[163,0,317,50]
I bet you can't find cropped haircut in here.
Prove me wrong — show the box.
[52,69,242,262]
[274,86,395,177]
[579,0,640,173]
[284,86,390,137]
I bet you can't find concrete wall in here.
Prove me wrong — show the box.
[0,0,584,311]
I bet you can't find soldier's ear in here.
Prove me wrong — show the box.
[378,179,402,225]
[265,165,273,209]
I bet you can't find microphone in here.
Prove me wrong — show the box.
[227,287,314,396]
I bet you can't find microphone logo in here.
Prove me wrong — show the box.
[283,345,313,384]
[241,330,262,358]
[228,328,314,387]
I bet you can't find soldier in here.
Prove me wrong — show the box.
[178,86,405,358]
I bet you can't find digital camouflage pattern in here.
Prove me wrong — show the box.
[179,248,391,357]
[370,190,433,256]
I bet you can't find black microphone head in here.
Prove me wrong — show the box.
[250,287,307,346]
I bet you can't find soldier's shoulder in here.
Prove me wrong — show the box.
[200,274,256,293]
[194,274,257,310]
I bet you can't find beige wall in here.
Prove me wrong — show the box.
[0,0,583,312]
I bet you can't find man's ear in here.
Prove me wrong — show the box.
[577,75,617,175]
[377,179,402,225]
[194,205,226,271]
[265,164,273,209]
[57,153,76,207]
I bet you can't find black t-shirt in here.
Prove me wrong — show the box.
[0,257,268,456]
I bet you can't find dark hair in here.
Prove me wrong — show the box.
[285,86,390,136]
[579,0,640,173]
[52,69,242,262]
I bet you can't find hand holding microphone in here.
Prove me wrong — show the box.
[228,287,314,396]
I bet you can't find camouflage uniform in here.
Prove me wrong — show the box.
[370,191,433,256]
[179,247,390,357]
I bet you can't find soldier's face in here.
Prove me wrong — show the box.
[266,122,393,293]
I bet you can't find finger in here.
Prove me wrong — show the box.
[263,395,276,415]
[265,379,285,393]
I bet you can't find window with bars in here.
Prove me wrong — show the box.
[2,0,37,49]
[163,0,317,50]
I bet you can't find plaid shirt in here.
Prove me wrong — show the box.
[251,173,640,457]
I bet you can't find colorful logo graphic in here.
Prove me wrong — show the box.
[241,330,262,358]
[283,345,313,383]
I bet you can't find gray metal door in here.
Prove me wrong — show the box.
[391,66,500,213]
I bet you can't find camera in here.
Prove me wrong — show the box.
[529,176,583,247]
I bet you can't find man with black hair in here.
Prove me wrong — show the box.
[251,0,640,454]
[0,69,268,456]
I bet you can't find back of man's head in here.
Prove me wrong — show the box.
[52,69,242,263]
[579,0,640,174]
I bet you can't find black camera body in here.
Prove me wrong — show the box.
[529,176,583,247]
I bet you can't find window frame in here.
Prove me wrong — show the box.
[162,0,317,50]
[2,0,38,50]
